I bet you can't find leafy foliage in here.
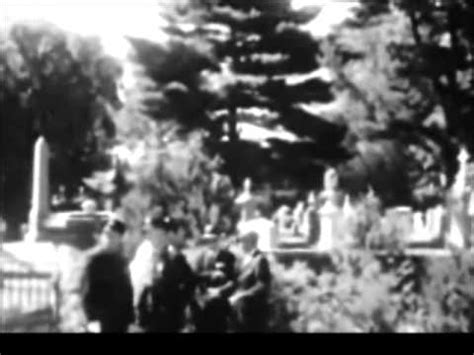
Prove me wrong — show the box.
[149,0,351,187]
[0,21,121,239]
[267,250,473,332]
[323,0,474,207]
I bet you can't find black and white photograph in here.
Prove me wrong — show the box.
[1,0,473,334]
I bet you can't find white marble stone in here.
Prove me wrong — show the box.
[25,137,50,242]
[234,177,258,222]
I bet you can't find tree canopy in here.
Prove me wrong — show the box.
[0,21,121,239]
[319,0,473,207]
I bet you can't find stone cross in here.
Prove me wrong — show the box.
[25,137,50,242]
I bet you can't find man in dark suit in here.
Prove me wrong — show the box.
[137,216,196,333]
[230,231,272,333]
[193,228,237,332]
[81,218,134,333]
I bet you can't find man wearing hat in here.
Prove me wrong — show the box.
[192,225,237,332]
[230,231,271,333]
[136,213,195,332]
[81,218,134,333]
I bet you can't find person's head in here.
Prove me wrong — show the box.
[144,212,173,249]
[169,218,188,249]
[145,211,188,249]
[238,231,259,254]
[200,225,224,251]
[100,218,127,252]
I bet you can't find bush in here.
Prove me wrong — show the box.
[267,250,474,332]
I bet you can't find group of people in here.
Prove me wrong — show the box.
[80,211,272,333]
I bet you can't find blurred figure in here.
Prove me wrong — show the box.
[230,231,271,333]
[192,226,237,332]
[129,210,169,307]
[136,215,195,332]
[206,156,235,234]
[81,218,134,333]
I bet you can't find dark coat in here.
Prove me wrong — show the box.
[193,248,237,332]
[195,248,236,296]
[137,246,195,332]
[81,250,134,332]
[234,249,271,332]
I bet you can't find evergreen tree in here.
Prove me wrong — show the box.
[155,0,349,188]
[210,0,349,186]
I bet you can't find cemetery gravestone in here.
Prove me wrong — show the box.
[235,177,258,222]
[446,148,471,249]
[317,168,344,251]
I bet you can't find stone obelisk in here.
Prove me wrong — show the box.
[25,137,50,242]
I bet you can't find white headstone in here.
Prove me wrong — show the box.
[317,168,344,250]
[452,147,469,198]
[410,212,431,242]
[235,177,258,222]
[317,199,342,251]
[426,205,446,238]
[237,217,275,252]
[446,147,470,249]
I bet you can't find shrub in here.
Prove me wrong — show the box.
[267,250,474,332]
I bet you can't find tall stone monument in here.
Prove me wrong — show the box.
[25,137,50,242]
[23,137,111,248]
[446,147,470,249]
[235,177,258,222]
[317,168,344,251]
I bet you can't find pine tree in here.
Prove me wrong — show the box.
[168,0,349,187]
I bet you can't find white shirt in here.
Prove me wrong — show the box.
[129,240,157,306]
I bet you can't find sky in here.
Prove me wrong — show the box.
[3,0,358,92]
[3,0,358,60]
[3,0,168,60]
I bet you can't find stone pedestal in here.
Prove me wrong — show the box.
[317,200,343,251]
[41,211,112,250]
